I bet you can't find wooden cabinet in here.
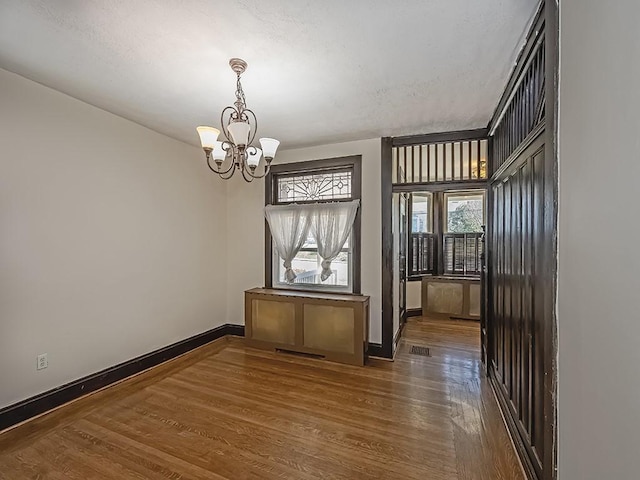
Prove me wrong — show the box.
[245,288,369,366]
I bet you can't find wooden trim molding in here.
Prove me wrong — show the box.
[0,324,245,432]
[380,137,394,358]
[406,308,422,317]
[392,128,489,147]
[366,342,385,358]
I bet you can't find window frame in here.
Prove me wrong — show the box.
[264,155,362,294]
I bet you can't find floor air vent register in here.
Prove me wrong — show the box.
[409,345,431,357]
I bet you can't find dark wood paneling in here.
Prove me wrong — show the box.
[485,2,557,478]
[488,131,554,480]
[0,324,244,432]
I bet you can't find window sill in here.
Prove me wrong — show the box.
[269,284,356,295]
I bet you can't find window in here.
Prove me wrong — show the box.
[411,193,432,233]
[273,234,352,289]
[266,157,362,293]
[409,193,435,276]
[408,190,485,278]
[444,191,485,275]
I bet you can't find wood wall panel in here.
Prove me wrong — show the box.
[488,132,553,479]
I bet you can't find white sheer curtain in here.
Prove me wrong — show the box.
[264,204,312,283]
[265,200,360,284]
[310,200,360,281]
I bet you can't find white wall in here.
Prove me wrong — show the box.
[558,1,640,478]
[225,139,383,344]
[406,281,422,310]
[0,69,228,409]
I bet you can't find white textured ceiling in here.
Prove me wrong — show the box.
[0,0,538,149]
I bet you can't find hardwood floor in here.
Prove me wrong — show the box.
[0,317,523,479]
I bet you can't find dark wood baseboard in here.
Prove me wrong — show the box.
[367,342,386,358]
[226,324,245,337]
[0,323,244,432]
[407,308,422,317]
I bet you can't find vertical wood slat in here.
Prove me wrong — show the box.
[491,42,545,172]
[512,168,522,421]
[391,137,489,185]
[403,146,408,183]
[426,145,430,182]
[522,160,532,436]
[533,147,546,459]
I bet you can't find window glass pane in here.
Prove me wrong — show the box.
[411,193,432,233]
[273,248,351,289]
[446,192,484,233]
[276,170,352,202]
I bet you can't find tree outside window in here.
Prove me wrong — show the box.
[446,193,484,233]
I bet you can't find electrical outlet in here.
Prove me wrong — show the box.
[37,353,48,370]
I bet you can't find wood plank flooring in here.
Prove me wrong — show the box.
[0,317,523,479]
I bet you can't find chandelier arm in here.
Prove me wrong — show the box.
[205,155,221,175]
[239,164,255,183]
[241,161,272,180]
[245,145,257,156]
[206,149,236,176]
[206,154,232,176]
[218,160,238,180]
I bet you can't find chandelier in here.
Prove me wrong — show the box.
[196,58,280,182]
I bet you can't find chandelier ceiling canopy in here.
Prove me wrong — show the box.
[196,58,279,182]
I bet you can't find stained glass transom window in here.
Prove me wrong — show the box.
[276,170,352,203]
